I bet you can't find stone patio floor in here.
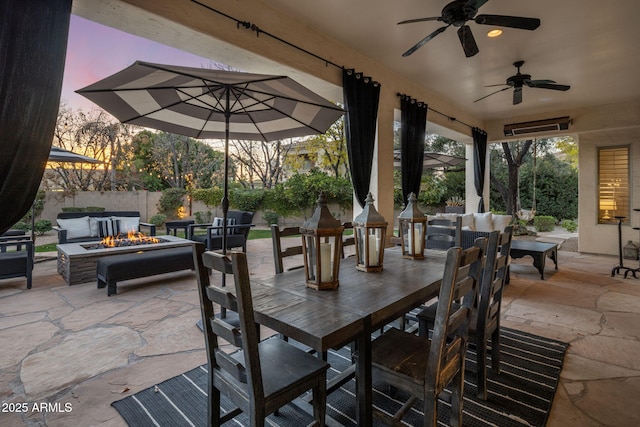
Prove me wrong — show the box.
[1,237,640,426]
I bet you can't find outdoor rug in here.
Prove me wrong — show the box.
[113,327,568,426]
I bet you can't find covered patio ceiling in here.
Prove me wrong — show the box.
[71,0,640,137]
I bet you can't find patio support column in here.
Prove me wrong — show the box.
[0,0,72,235]
[369,88,395,241]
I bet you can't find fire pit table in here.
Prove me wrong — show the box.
[57,235,193,285]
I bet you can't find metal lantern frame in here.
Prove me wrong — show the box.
[353,193,388,272]
[300,192,344,290]
[398,192,427,260]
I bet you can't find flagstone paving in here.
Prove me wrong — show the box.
[0,237,639,426]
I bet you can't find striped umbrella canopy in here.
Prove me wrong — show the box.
[77,61,345,250]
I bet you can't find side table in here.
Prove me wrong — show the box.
[165,220,195,237]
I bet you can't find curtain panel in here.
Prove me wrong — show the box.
[400,95,428,204]
[0,0,72,235]
[472,127,488,213]
[343,69,380,208]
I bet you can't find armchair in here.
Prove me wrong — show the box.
[188,210,255,252]
[0,235,34,289]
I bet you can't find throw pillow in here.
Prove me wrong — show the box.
[473,212,493,232]
[112,216,140,234]
[211,217,237,235]
[97,218,121,238]
[57,216,91,240]
[89,217,101,237]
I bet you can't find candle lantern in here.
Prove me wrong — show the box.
[398,192,426,260]
[353,192,388,272]
[301,192,344,290]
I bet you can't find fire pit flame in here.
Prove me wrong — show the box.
[96,231,161,249]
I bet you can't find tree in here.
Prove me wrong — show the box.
[47,105,132,191]
[230,139,290,189]
[286,119,349,178]
[129,131,226,190]
[490,140,534,216]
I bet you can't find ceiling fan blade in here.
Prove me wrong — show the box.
[527,79,556,85]
[466,0,490,9]
[397,16,441,25]
[458,25,479,58]
[528,81,571,91]
[513,87,523,105]
[475,14,541,30]
[402,25,449,57]
[474,86,510,103]
[485,83,510,87]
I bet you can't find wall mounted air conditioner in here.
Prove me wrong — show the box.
[503,116,571,137]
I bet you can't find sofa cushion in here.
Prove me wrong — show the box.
[492,214,512,232]
[112,216,140,234]
[474,212,493,232]
[461,213,475,230]
[57,216,91,240]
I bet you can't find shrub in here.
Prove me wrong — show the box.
[191,187,224,208]
[195,211,213,224]
[34,219,52,236]
[149,213,167,227]
[12,221,30,231]
[534,215,556,232]
[158,188,187,218]
[85,206,105,212]
[230,189,265,212]
[61,207,85,212]
[263,211,279,226]
[561,219,578,233]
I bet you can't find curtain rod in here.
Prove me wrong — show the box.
[190,0,344,71]
[397,93,474,130]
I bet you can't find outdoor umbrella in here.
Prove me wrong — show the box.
[48,146,102,164]
[76,61,345,251]
[393,150,466,169]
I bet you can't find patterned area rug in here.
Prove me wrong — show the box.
[113,327,567,426]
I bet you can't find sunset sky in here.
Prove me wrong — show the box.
[61,15,214,111]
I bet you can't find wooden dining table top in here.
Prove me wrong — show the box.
[240,247,448,426]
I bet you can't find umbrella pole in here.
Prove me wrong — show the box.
[220,89,231,318]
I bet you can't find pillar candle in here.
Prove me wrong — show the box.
[368,236,378,266]
[320,242,332,282]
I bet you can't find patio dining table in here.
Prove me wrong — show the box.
[247,247,447,426]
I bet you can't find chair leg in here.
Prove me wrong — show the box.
[209,383,221,427]
[476,331,488,400]
[449,368,464,427]
[423,392,438,427]
[418,316,433,338]
[491,327,501,373]
[312,373,327,427]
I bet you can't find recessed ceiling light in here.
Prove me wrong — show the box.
[487,29,503,38]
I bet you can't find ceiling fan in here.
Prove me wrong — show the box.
[475,60,571,105]
[398,0,540,58]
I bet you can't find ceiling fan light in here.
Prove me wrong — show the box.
[487,29,503,38]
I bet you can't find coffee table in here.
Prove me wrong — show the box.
[510,240,558,280]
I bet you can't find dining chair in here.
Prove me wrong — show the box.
[270,225,304,274]
[417,227,513,400]
[369,244,482,427]
[425,216,462,250]
[341,221,356,258]
[193,243,329,427]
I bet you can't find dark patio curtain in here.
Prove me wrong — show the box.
[343,69,380,208]
[472,127,488,213]
[0,0,71,235]
[400,95,428,204]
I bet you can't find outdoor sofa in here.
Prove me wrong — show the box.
[429,212,513,249]
[53,211,156,244]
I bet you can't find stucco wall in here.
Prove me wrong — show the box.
[578,130,640,255]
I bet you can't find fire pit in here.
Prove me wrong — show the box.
[57,235,193,285]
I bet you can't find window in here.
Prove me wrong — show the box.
[598,146,630,224]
